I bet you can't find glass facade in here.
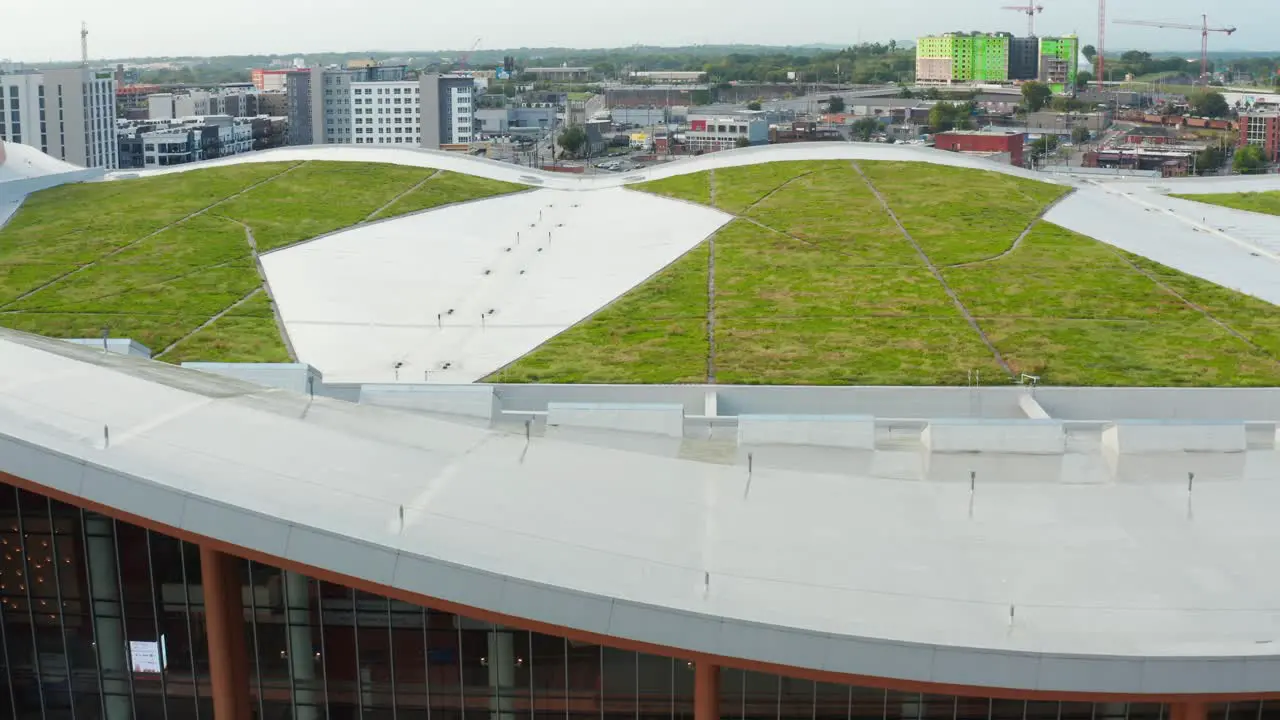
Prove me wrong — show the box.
[0,485,1274,720]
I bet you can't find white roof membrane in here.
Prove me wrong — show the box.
[261,187,730,382]
[0,331,1278,695]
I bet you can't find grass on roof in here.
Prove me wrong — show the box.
[634,172,711,206]
[493,161,1280,387]
[369,170,526,220]
[0,160,523,363]
[858,161,1071,265]
[216,161,435,252]
[1171,191,1280,218]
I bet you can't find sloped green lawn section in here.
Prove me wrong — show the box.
[498,161,1280,387]
[858,161,1071,265]
[713,220,948,318]
[10,215,255,316]
[711,161,844,214]
[371,171,524,220]
[745,166,919,265]
[157,291,292,364]
[946,223,1280,385]
[631,173,711,206]
[217,161,433,252]
[1172,191,1280,217]
[487,243,709,383]
[0,162,293,263]
[715,317,1005,385]
[942,223,1198,320]
[0,160,524,362]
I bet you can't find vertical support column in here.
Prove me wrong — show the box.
[487,628,515,720]
[84,514,132,720]
[694,662,720,720]
[284,571,319,720]
[201,546,251,720]
[1169,702,1207,720]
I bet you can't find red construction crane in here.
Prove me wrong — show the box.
[1002,4,1044,36]
[1112,15,1236,83]
[458,37,482,70]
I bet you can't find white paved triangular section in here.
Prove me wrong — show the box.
[261,187,730,383]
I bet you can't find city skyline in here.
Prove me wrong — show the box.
[2,0,1277,64]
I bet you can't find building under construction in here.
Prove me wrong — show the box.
[915,32,1080,92]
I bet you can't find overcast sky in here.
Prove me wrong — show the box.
[3,0,1274,63]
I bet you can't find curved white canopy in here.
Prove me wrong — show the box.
[0,330,1277,696]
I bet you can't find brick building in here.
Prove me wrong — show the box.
[933,130,1026,167]
[1239,110,1280,163]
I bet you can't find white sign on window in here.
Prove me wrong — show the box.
[129,635,167,674]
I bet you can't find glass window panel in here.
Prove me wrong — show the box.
[990,700,1025,720]
[740,671,777,720]
[1026,702,1062,720]
[1059,703,1095,720]
[316,581,359,717]
[955,696,990,720]
[634,651,671,719]
[887,691,926,720]
[814,682,848,720]
[425,609,461,720]
[353,590,394,710]
[778,676,813,719]
[602,646,635,720]
[851,688,887,720]
[565,642,599,715]
[248,563,289,687]
[922,694,956,720]
[1130,705,1163,720]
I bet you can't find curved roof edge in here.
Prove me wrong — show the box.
[107,142,1071,190]
[0,332,1276,698]
[2,464,1273,704]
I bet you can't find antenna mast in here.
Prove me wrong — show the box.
[80,22,89,68]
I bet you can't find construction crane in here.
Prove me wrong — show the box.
[80,21,88,68]
[458,37,481,70]
[1096,0,1105,89]
[1112,15,1236,84]
[1002,4,1044,37]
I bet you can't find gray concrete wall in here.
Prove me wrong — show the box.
[1033,388,1280,421]
[182,362,322,396]
[420,75,442,149]
[43,69,87,166]
[487,384,1028,419]
[172,362,1280,425]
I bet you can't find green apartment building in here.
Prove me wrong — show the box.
[1038,35,1080,92]
[916,32,1079,91]
[915,33,1011,84]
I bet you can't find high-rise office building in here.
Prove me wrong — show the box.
[0,68,117,169]
[288,68,475,149]
[285,70,313,146]
[350,79,422,146]
[419,73,475,148]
